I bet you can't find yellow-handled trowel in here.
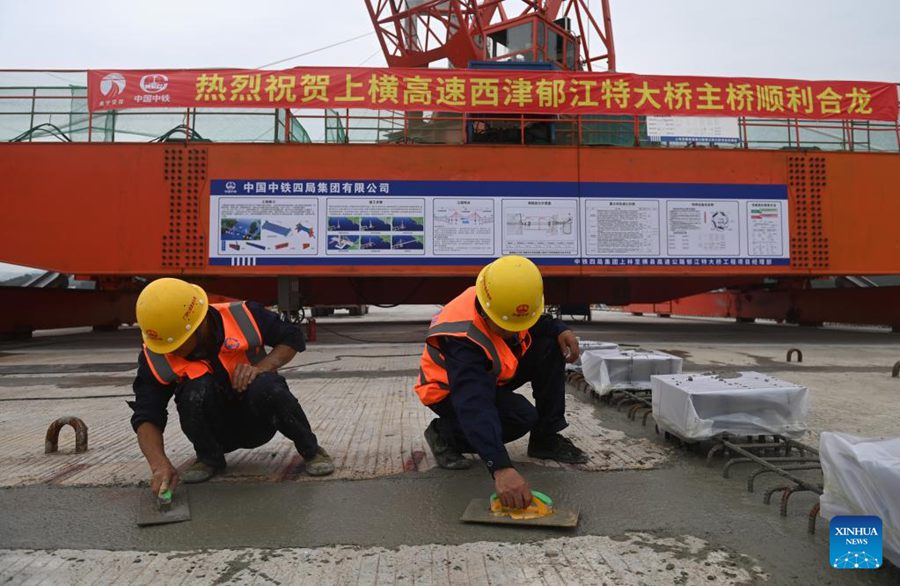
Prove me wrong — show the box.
[460,490,578,527]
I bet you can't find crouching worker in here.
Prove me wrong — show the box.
[130,277,333,496]
[415,255,588,509]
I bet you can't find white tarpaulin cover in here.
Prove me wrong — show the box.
[819,432,900,567]
[651,371,808,440]
[566,340,619,371]
[581,349,682,395]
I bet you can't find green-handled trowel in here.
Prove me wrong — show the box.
[136,485,191,527]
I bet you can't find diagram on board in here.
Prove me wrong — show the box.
[666,200,739,256]
[505,212,574,236]
[328,216,361,231]
[361,234,391,249]
[217,198,318,255]
[433,198,495,255]
[747,201,785,256]
[391,235,424,250]
[221,218,261,241]
[501,199,579,256]
[328,234,360,250]
[209,180,790,267]
[326,198,426,255]
[391,216,425,231]
[361,216,392,231]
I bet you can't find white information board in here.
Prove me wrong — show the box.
[209,180,790,268]
[666,200,740,256]
[585,199,660,256]
[432,198,495,256]
[647,116,741,144]
[501,199,579,256]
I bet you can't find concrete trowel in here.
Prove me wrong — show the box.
[136,487,191,527]
[461,490,578,528]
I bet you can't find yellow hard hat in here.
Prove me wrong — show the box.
[475,255,544,332]
[136,278,209,354]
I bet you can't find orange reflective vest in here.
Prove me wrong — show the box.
[143,301,266,385]
[415,286,532,405]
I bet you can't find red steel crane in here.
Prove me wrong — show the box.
[364,0,615,71]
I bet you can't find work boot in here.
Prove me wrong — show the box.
[181,460,223,484]
[305,447,335,477]
[424,419,472,470]
[527,433,589,464]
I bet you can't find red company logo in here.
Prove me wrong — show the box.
[99,73,126,97]
[224,337,241,350]
[145,328,161,340]
[514,304,530,316]
[140,74,168,93]
[182,296,199,321]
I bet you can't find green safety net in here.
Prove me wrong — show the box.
[0,84,316,143]
[325,109,347,143]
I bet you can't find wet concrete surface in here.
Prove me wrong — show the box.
[2,309,900,583]
[2,461,898,583]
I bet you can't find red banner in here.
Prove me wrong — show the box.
[88,67,899,121]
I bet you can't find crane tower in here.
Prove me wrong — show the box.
[364,0,615,71]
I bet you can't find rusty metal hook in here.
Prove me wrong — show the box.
[45,416,88,454]
[786,348,803,363]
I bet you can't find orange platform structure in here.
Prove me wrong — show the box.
[2,2,900,335]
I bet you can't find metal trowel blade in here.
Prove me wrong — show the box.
[460,499,579,528]
[136,490,191,527]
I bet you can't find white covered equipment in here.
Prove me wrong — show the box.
[651,371,808,440]
[581,348,682,395]
[819,432,900,567]
[566,340,619,371]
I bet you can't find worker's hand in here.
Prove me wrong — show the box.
[150,459,179,497]
[494,467,532,510]
[557,330,580,364]
[231,363,262,393]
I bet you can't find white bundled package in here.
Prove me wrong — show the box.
[581,348,682,396]
[566,340,619,372]
[651,371,808,440]
[578,340,619,354]
[819,432,900,567]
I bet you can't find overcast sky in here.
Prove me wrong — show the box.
[1,0,898,81]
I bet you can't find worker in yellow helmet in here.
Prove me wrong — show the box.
[130,278,333,497]
[414,255,587,510]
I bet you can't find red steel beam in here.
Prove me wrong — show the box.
[622,286,900,329]
[0,288,139,337]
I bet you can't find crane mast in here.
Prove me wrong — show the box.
[364,0,616,71]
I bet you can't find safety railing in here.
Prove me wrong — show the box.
[2,71,899,152]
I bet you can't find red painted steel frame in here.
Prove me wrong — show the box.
[3,143,900,280]
[3,139,900,331]
[623,286,900,330]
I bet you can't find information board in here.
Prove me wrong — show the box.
[646,116,741,144]
[209,180,790,267]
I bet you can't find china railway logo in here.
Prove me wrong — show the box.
[514,304,530,316]
[145,329,161,340]
[140,73,168,94]
[224,337,240,350]
[99,73,126,97]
